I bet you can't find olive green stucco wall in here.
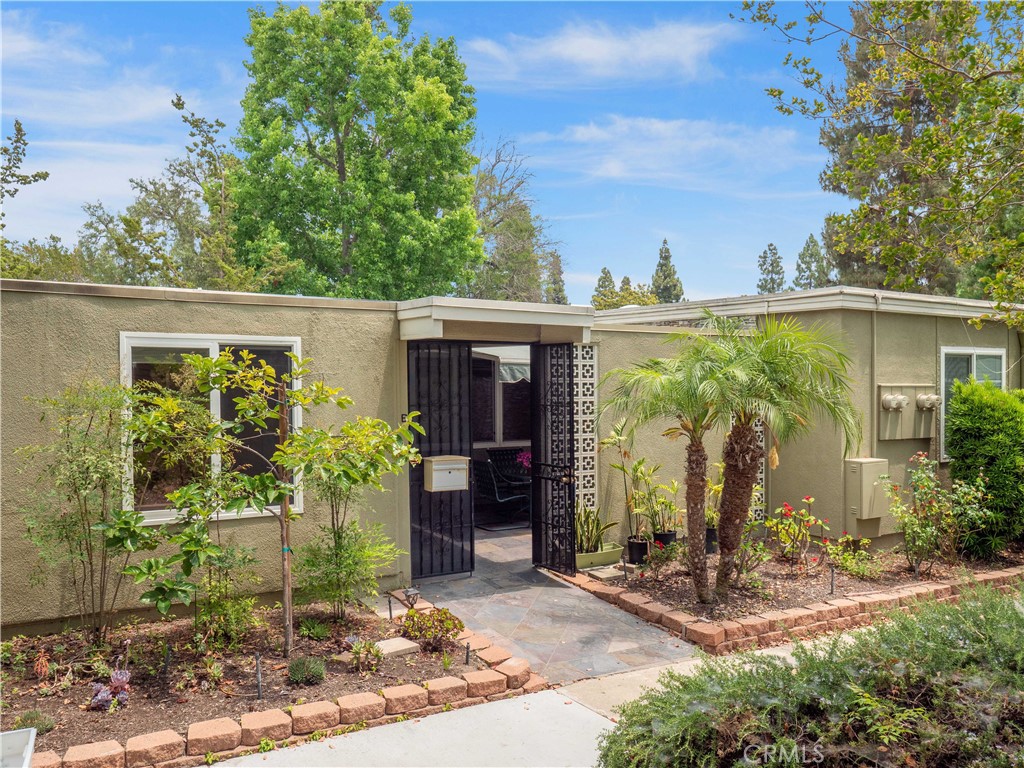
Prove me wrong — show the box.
[591,326,726,541]
[766,308,1023,546]
[1,286,408,630]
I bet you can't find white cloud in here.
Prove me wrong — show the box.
[4,80,185,130]
[3,141,178,242]
[1,9,105,69]
[464,19,738,89]
[523,114,825,199]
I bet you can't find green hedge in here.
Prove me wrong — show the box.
[946,379,1024,556]
[598,585,1024,768]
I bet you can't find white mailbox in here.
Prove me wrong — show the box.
[423,455,470,492]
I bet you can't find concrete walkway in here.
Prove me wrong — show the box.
[416,530,694,684]
[222,690,612,768]
[221,643,801,768]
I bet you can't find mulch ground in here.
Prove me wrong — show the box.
[1,606,481,754]
[622,542,1024,622]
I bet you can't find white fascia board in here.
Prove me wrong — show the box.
[397,296,594,334]
[595,286,1021,324]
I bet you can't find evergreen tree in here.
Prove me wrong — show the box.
[756,243,785,294]
[592,267,617,308]
[542,250,568,305]
[791,233,834,290]
[651,239,684,303]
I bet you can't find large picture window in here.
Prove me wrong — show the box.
[940,346,1005,460]
[120,333,301,522]
[470,350,531,447]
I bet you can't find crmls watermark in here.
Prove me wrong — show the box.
[742,742,824,765]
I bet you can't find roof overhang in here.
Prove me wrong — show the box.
[595,285,1023,324]
[397,296,594,343]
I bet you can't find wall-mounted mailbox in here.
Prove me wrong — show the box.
[844,458,888,520]
[423,455,470,492]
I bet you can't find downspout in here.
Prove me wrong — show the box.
[870,292,880,458]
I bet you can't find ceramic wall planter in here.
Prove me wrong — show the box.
[575,542,625,570]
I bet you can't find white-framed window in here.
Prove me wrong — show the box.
[120,332,302,523]
[470,351,531,448]
[939,345,1006,460]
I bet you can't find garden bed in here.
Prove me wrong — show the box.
[0,604,483,755]
[613,542,1024,622]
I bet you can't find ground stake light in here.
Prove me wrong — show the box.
[403,587,420,608]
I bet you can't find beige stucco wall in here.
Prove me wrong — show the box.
[767,308,1023,546]
[591,326,726,541]
[1,285,409,631]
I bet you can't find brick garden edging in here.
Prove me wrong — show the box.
[558,565,1024,656]
[31,620,548,768]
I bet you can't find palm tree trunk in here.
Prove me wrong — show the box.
[685,440,712,603]
[716,422,764,597]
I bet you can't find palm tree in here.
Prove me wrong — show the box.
[710,314,862,597]
[602,334,735,604]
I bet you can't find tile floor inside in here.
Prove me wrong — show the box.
[416,529,694,684]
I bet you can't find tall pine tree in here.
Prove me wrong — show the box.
[542,250,568,304]
[791,233,834,290]
[592,267,617,307]
[651,239,683,303]
[756,243,785,294]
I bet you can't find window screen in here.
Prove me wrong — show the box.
[471,357,496,443]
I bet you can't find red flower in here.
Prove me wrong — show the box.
[803,496,812,502]
[783,502,794,512]
[823,519,829,524]
[805,521,812,527]
[782,510,792,518]
[822,537,830,544]
[811,557,818,563]
[842,531,848,536]
[654,541,664,550]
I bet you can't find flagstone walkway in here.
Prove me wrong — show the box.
[416,529,694,684]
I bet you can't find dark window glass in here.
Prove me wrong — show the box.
[219,346,292,478]
[502,380,531,442]
[131,347,208,510]
[471,357,496,443]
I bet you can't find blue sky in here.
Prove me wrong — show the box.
[2,1,848,304]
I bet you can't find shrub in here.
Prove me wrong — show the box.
[575,502,618,554]
[287,656,325,686]
[763,496,828,567]
[825,534,882,580]
[732,520,771,585]
[598,584,1024,768]
[298,618,331,642]
[401,608,464,652]
[13,709,56,734]
[887,452,991,574]
[641,540,679,580]
[296,520,404,621]
[946,378,1024,555]
[196,546,263,651]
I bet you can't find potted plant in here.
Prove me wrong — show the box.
[574,502,622,569]
[652,479,682,547]
[601,420,649,565]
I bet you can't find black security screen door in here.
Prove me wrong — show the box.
[408,342,474,579]
[531,343,576,575]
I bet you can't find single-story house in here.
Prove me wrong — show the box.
[2,279,1020,633]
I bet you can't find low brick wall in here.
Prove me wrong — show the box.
[561,565,1024,656]
[32,628,548,767]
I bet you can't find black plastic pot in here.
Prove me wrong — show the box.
[653,531,678,548]
[626,537,649,565]
[705,527,719,554]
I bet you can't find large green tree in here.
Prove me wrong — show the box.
[756,243,785,294]
[232,2,482,300]
[742,1,1024,324]
[792,233,834,290]
[651,239,684,303]
[1,120,49,232]
[592,272,659,310]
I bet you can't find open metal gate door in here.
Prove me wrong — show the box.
[531,343,576,575]
[408,341,474,579]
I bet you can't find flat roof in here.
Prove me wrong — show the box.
[595,285,1020,324]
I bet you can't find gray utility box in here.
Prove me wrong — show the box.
[423,455,470,492]
[845,458,889,520]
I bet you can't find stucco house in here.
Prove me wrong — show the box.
[2,279,1020,633]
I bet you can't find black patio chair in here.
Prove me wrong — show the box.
[474,460,531,530]
[486,448,531,486]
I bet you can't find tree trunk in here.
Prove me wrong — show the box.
[685,440,712,603]
[716,422,765,598]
